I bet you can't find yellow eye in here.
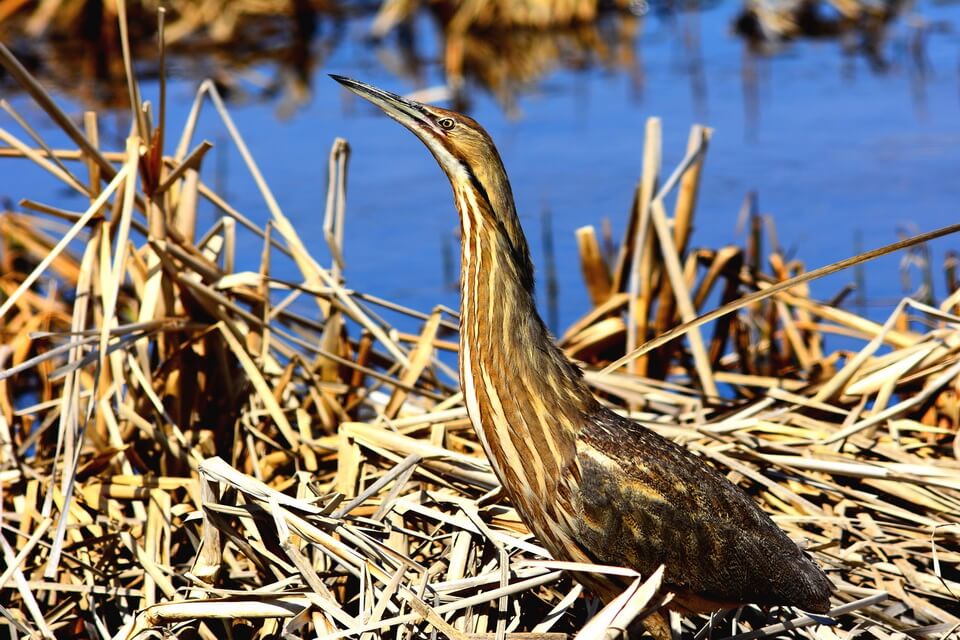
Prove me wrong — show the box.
[437,118,456,130]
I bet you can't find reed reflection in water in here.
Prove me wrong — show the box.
[0,0,931,123]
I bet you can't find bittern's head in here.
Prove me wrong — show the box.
[332,75,532,290]
[330,75,512,214]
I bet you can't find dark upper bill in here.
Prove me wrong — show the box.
[329,75,431,129]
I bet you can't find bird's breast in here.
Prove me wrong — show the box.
[458,334,590,561]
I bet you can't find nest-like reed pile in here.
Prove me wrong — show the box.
[2,11,960,640]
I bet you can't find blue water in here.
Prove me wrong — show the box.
[3,1,960,337]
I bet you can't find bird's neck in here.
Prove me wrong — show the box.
[451,175,594,498]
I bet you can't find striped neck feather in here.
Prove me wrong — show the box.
[452,165,596,486]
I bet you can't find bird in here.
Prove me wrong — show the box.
[330,75,834,639]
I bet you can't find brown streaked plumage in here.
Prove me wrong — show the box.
[331,75,834,638]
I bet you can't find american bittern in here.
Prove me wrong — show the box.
[332,75,833,638]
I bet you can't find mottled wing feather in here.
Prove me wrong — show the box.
[569,406,833,612]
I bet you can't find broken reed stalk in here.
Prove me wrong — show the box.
[2,13,960,640]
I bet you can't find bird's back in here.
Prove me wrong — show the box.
[567,404,833,613]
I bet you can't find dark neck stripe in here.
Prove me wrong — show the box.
[464,168,494,214]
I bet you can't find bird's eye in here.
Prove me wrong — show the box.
[437,118,456,131]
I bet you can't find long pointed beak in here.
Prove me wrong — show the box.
[330,75,432,130]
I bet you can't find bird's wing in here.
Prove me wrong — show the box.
[567,407,832,612]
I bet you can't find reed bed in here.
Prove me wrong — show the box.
[2,11,960,640]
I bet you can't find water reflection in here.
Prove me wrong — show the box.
[0,0,348,115]
[733,0,911,68]
[0,0,928,119]
[373,10,644,115]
